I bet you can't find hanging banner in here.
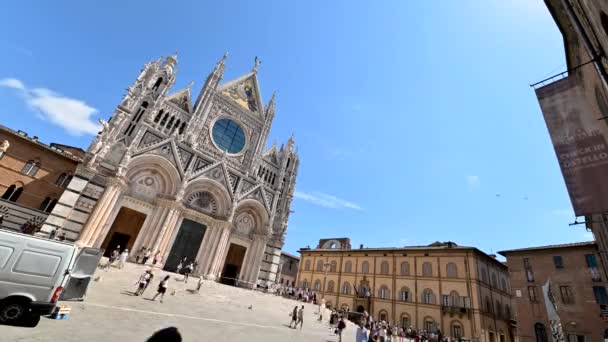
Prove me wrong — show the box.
[536,76,608,216]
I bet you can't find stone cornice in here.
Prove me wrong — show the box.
[155,198,184,211]
[106,177,128,190]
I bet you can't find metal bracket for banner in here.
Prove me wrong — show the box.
[530,57,598,89]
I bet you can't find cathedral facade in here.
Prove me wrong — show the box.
[41,54,299,286]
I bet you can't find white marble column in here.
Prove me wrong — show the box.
[141,206,170,250]
[245,235,268,286]
[92,200,124,248]
[195,222,220,276]
[208,224,232,279]
[158,210,183,257]
[151,204,182,254]
[77,177,126,246]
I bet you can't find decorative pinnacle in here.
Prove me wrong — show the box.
[253,56,262,72]
[187,80,194,90]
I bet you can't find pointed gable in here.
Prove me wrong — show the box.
[166,87,192,113]
[217,72,263,117]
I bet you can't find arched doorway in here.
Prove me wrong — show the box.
[357,305,365,313]
[101,207,147,256]
[534,323,548,342]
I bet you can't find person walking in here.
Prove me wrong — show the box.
[118,248,129,269]
[356,323,370,342]
[183,262,193,283]
[152,251,161,265]
[296,305,304,330]
[135,270,152,296]
[288,305,298,328]
[151,275,170,303]
[337,316,346,342]
[142,248,151,264]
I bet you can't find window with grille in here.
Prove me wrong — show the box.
[400,261,410,276]
[528,286,538,302]
[422,262,432,277]
[560,285,574,304]
[553,256,564,269]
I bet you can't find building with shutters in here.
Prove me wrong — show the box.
[0,125,83,234]
[499,242,608,342]
[39,54,299,287]
[297,239,514,341]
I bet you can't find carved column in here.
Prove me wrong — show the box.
[245,234,269,286]
[150,200,182,254]
[77,177,126,247]
[158,208,184,257]
[207,222,232,280]
[195,220,220,277]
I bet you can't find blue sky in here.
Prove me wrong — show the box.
[0,1,588,258]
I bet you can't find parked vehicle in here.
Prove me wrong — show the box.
[0,229,101,326]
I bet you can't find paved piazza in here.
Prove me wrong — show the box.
[3,262,355,341]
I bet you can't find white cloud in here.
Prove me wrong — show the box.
[0,78,25,90]
[466,175,480,186]
[0,78,100,136]
[294,191,362,210]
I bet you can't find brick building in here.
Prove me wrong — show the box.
[499,242,608,342]
[297,239,514,342]
[277,251,299,287]
[0,125,83,233]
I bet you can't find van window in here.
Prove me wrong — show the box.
[0,246,14,269]
[13,251,61,277]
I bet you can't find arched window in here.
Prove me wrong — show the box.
[179,122,186,134]
[344,260,352,273]
[481,267,488,283]
[301,279,308,289]
[449,290,460,307]
[401,314,411,328]
[2,184,23,202]
[378,310,388,322]
[378,285,390,299]
[21,160,40,176]
[491,273,498,288]
[152,77,163,91]
[446,262,458,278]
[601,12,608,36]
[380,261,389,275]
[362,261,370,274]
[314,279,321,291]
[55,172,72,188]
[342,282,351,295]
[316,260,324,271]
[304,260,311,271]
[422,262,433,277]
[39,197,57,212]
[400,261,410,276]
[535,322,548,342]
[451,321,464,339]
[160,113,169,127]
[330,261,337,272]
[154,109,164,123]
[485,296,492,313]
[166,116,175,130]
[327,280,335,293]
[422,288,435,304]
[399,287,410,302]
[501,278,508,292]
[495,300,502,318]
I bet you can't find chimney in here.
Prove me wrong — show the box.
[32,136,39,142]
[489,254,497,259]
[359,244,364,249]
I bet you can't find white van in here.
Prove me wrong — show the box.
[0,229,101,326]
